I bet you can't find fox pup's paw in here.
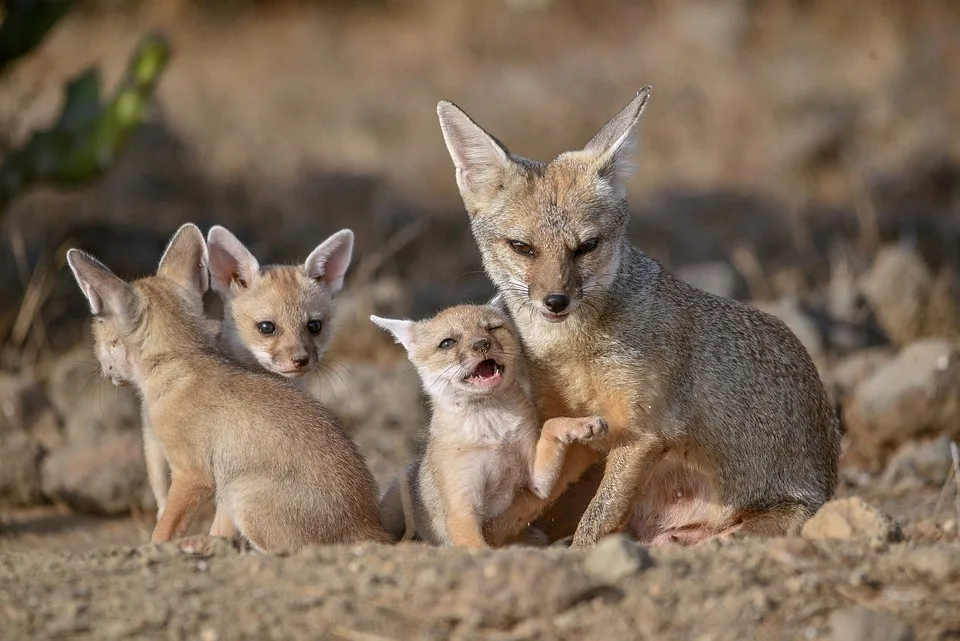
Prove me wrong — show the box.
[560,417,608,444]
[175,534,239,557]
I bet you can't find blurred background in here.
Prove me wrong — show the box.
[2,0,960,549]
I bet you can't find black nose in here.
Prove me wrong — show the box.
[292,355,310,369]
[472,338,491,354]
[543,294,570,314]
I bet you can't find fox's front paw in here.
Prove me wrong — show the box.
[560,417,608,444]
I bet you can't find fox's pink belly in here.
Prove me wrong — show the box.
[628,450,736,545]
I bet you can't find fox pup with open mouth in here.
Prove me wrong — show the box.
[373,305,607,547]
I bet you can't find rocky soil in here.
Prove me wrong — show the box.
[2,1,960,639]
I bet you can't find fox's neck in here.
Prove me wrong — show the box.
[130,310,218,400]
[428,383,536,445]
[217,315,263,371]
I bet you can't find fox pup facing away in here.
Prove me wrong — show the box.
[436,88,842,547]
[68,224,389,551]
[372,305,608,547]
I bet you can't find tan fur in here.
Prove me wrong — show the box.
[208,225,354,386]
[68,224,388,552]
[437,88,841,547]
[90,228,353,541]
[372,305,606,547]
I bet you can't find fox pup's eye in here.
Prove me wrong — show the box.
[508,240,534,257]
[306,319,322,335]
[257,321,277,335]
[438,338,456,349]
[575,238,599,256]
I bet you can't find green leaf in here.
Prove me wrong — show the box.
[54,69,103,135]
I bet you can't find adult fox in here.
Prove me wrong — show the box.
[436,87,841,547]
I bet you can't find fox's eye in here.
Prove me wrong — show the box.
[438,338,456,349]
[508,240,534,257]
[575,238,599,256]
[306,319,322,335]
[257,321,277,335]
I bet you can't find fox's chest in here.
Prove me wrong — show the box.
[530,354,640,439]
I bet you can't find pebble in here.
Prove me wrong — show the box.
[583,533,654,582]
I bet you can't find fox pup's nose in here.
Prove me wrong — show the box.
[292,355,310,369]
[471,338,491,354]
[543,294,570,314]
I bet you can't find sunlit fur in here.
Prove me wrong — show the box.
[373,305,606,547]
[437,88,841,546]
[68,224,388,551]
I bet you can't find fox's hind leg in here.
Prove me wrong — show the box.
[208,506,236,538]
[729,502,813,538]
[151,474,212,543]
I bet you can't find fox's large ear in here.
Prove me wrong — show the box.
[583,86,651,198]
[370,315,415,353]
[207,225,261,297]
[305,229,354,296]
[437,101,512,210]
[67,249,137,321]
[157,223,209,297]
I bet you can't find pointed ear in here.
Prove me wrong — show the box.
[66,249,137,320]
[207,225,261,296]
[583,86,651,198]
[305,229,354,296]
[437,101,512,208]
[370,315,415,353]
[157,223,209,296]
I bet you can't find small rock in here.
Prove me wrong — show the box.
[676,262,744,300]
[583,533,654,582]
[824,347,895,405]
[901,547,959,582]
[801,497,902,545]
[860,243,960,347]
[41,431,149,515]
[752,296,824,364]
[843,339,960,466]
[0,374,49,436]
[904,519,943,542]
[829,606,914,641]
[882,436,954,488]
[942,519,957,535]
[0,432,45,505]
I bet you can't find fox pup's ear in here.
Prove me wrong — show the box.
[157,223,210,297]
[67,249,137,321]
[437,101,511,210]
[207,225,261,296]
[583,86,651,198]
[305,229,354,296]
[370,315,415,353]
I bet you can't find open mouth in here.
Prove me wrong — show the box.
[464,359,504,388]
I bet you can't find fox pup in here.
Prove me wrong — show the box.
[206,225,354,385]
[372,305,607,547]
[68,224,389,551]
[436,88,841,547]
[92,226,354,536]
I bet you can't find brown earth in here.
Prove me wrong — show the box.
[2,1,960,640]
